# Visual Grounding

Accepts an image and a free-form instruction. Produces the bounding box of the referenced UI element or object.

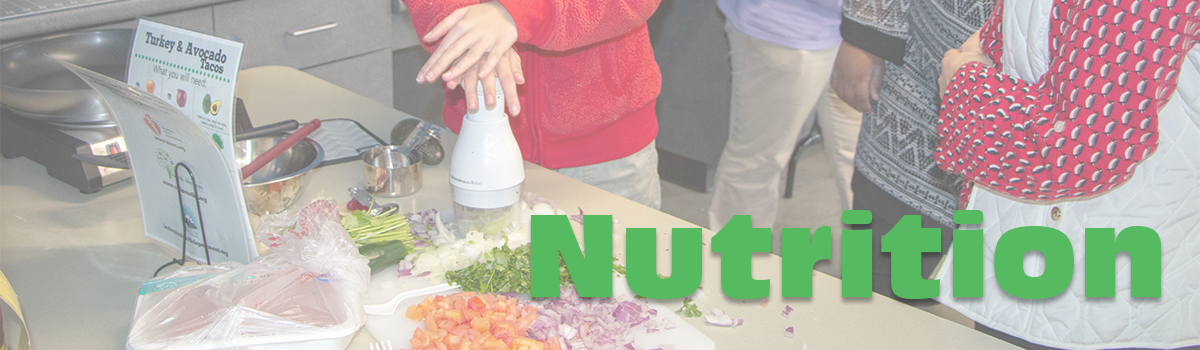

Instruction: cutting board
[363,270,716,350]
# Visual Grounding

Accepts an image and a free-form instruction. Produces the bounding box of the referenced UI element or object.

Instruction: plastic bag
[127,200,369,350]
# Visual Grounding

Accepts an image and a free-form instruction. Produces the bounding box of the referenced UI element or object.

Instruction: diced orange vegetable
[445,334,464,348]
[482,336,511,350]
[406,293,553,350]
[450,323,471,337]
[492,322,517,344]
[446,309,463,323]
[468,296,486,310]
[488,300,502,311]
[407,296,436,320]
[426,316,439,333]
[471,315,491,332]
[438,319,458,331]
[412,328,430,346]
[511,337,543,350]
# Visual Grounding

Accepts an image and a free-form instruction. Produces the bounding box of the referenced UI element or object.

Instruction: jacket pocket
[600,43,624,97]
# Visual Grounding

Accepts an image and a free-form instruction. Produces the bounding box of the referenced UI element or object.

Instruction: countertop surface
[0,66,1018,349]
[0,0,229,42]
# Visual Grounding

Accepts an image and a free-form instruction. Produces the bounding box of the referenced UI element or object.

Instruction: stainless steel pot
[0,29,133,125]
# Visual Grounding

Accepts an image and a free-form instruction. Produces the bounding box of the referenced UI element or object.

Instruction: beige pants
[708,21,863,230]
[554,141,662,210]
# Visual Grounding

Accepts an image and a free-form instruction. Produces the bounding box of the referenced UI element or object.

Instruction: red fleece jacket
[402,0,663,169]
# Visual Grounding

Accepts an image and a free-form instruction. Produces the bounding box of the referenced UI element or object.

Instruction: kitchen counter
[0,66,1017,349]
[0,0,230,42]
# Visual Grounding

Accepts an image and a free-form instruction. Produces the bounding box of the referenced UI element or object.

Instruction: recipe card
[126,18,244,172]
[61,61,257,265]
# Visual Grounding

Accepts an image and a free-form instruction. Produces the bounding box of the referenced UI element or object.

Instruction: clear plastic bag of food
[127,200,369,350]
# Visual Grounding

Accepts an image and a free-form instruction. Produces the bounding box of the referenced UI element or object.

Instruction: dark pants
[849,169,954,306]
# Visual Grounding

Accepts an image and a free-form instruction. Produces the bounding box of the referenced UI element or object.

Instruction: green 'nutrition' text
[529,211,1161,300]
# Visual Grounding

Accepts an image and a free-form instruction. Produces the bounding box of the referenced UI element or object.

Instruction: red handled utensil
[240,118,321,181]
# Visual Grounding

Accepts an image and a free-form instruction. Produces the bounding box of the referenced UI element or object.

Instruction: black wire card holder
[153,162,213,277]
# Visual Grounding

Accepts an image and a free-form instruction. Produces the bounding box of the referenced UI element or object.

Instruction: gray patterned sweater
[840,0,994,226]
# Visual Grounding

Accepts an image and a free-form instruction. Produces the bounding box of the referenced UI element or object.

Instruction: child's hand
[939,48,994,94]
[416,1,517,86]
[452,48,525,115]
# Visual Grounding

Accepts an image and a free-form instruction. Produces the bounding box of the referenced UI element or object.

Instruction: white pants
[554,141,662,210]
[708,20,863,230]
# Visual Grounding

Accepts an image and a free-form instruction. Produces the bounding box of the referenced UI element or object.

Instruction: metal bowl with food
[236,135,324,216]
[0,29,132,125]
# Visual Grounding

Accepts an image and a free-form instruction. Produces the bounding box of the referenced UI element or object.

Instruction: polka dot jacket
[936,0,1200,205]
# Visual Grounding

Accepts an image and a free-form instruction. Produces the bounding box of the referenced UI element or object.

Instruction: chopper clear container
[451,183,522,238]
[448,78,524,238]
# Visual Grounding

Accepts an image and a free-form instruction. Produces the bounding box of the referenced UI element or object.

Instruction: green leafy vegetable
[612,257,627,277]
[445,245,574,294]
[341,208,414,250]
[677,297,702,318]
[342,208,415,274]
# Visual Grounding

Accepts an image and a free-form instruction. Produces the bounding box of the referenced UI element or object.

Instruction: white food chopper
[449,78,524,237]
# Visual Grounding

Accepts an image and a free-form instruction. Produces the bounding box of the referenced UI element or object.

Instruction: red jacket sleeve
[403,0,660,53]
[936,0,1198,202]
[978,0,1004,70]
[496,0,660,51]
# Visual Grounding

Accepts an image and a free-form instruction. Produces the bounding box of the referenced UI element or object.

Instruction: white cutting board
[363,270,716,350]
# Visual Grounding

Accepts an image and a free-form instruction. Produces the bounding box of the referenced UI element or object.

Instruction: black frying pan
[0,29,133,125]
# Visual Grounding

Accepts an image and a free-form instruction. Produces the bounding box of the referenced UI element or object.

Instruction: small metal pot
[361,145,422,197]
[236,136,324,216]
[0,29,132,125]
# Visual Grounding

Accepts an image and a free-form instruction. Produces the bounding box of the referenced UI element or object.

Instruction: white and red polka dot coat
[936,0,1200,206]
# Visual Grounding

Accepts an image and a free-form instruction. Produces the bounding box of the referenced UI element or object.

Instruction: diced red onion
[782,305,794,318]
[527,285,661,350]
[569,208,585,224]
[404,208,440,247]
[559,324,579,340]
[784,326,795,338]
[395,260,414,277]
